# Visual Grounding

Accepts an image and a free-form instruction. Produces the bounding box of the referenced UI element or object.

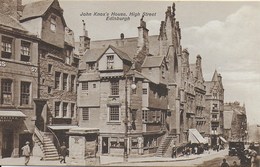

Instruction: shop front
[0,110,30,158]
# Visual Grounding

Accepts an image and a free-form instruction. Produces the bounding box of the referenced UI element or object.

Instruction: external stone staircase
[156,129,177,157]
[33,127,60,160]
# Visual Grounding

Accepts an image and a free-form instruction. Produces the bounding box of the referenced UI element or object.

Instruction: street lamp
[124,73,136,162]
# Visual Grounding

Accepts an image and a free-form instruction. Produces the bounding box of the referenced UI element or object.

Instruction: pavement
[0,149,227,166]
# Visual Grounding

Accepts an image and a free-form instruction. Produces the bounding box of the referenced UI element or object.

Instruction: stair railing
[47,126,61,152]
[35,126,44,143]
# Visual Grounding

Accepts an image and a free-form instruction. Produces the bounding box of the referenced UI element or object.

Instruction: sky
[23,0,260,125]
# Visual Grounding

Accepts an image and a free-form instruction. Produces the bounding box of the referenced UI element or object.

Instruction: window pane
[21,82,30,105]
[71,103,75,117]
[55,102,60,117]
[55,72,61,89]
[111,80,119,95]
[107,55,114,69]
[109,106,119,121]
[82,107,89,120]
[82,81,88,90]
[1,79,12,104]
[63,102,68,117]
[63,73,68,90]
[21,41,30,62]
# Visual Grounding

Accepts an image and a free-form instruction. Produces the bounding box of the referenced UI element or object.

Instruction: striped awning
[0,110,26,122]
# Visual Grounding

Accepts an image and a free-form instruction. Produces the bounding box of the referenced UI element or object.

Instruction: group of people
[21,141,68,166]
[171,144,207,158]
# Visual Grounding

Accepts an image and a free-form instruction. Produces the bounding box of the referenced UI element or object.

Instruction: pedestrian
[232,161,238,167]
[221,158,230,167]
[60,142,67,163]
[194,146,198,154]
[171,146,177,158]
[21,141,31,166]
[250,150,257,167]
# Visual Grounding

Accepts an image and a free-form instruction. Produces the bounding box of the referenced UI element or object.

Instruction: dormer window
[50,16,56,32]
[107,55,114,69]
[88,62,95,70]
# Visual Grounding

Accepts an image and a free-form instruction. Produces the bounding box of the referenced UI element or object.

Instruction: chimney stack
[78,20,90,56]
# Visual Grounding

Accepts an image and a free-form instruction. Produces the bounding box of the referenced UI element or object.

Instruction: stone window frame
[54,101,61,117]
[1,78,13,104]
[20,40,31,62]
[1,36,13,59]
[109,106,120,122]
[20,81,31,106]
[63,73,68,91]
[55,71,61,89]
[71,103,75,118]
[106,55,114,69]
[62,102,68,117]
[82,81,88,90]
[82,107,89,120]
[142,110,148,122]
[110,80,119,96]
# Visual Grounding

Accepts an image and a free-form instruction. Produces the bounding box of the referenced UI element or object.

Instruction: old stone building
[0,3,38,158]
[18,0,79,160]
[205,70,225,147]
[223,102,247,142]
[77,3,211,157]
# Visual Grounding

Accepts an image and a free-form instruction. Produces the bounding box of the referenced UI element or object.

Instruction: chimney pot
[120,33,124,40]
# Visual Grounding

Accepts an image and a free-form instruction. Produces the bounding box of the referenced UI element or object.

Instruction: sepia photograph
[0,0,259,166]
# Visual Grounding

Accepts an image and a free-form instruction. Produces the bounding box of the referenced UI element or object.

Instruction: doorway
[2,129,14,158]
[102,137,108,154]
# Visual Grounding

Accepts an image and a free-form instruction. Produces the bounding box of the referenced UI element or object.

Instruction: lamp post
[124,73,136,162]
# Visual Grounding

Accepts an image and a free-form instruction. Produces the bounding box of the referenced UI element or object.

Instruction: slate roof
[90,35,160,57]
[85,48,106,62]
[109,45,132,62]
[142,56,164,68]
[0,13,27,32]
[20,0,54,21]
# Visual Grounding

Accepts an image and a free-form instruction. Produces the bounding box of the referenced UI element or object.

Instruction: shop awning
[0,110,26,121]
[48,125,79,130]
[219,136,227,143]
[188,129,208,144]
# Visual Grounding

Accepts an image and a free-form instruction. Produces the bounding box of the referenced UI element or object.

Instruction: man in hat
[21,141,31,166]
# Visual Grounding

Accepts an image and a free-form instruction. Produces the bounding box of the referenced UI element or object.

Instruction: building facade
[18,0,79,159]
[205,70,225,147]
[77,3,212,156]
[0,10,38,158]
[223,102,247,142]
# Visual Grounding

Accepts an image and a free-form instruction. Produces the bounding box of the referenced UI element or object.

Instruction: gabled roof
[20,0,66,26]
[85,48,106,63]
[109,45,132,62]
[142,56,165,68]
[0,13,27,32]
[20,0,54,21]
